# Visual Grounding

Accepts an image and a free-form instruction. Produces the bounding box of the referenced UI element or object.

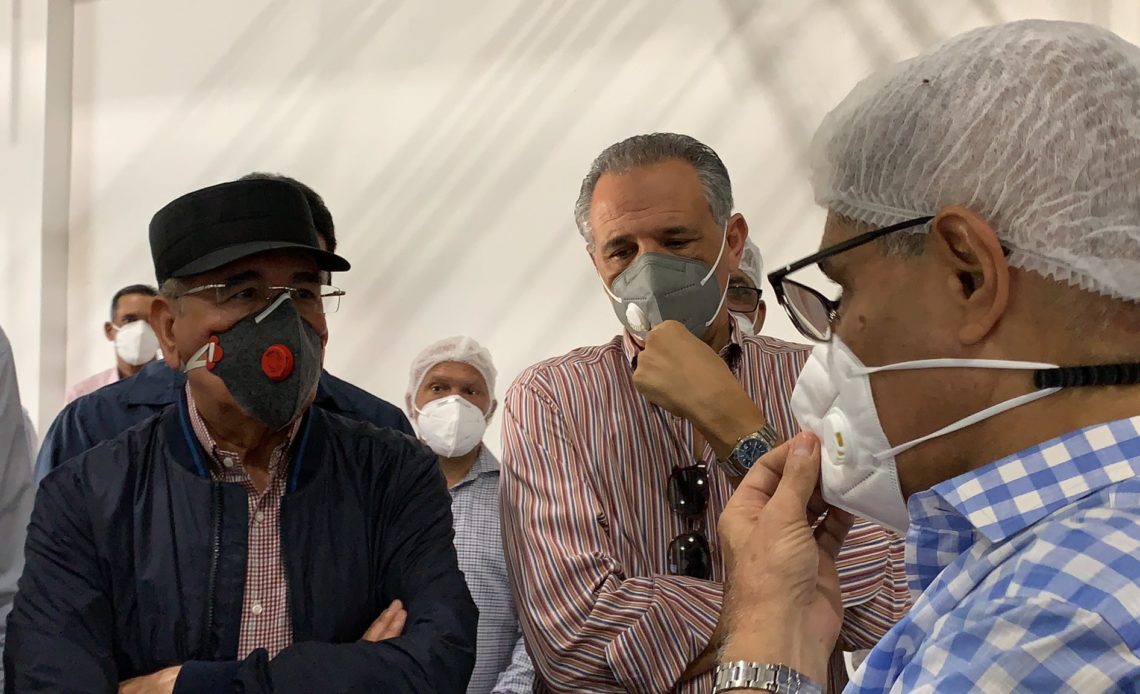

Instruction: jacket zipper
[203,481,223,656]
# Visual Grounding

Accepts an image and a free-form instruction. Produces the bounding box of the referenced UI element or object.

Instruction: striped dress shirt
[500,329,910,693]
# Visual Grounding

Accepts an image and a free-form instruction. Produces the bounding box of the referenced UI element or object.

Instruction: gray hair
[574,133,734,244]
[159,278,187,298]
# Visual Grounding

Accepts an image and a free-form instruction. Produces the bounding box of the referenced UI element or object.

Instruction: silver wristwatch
[719,423,781,478]
[712,661,823,694]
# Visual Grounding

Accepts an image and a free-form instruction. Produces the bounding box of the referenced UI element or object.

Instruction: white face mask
[113,320,160,366]
[731,311,757,337]
[415,395,489,458]
[790,337,1060,534]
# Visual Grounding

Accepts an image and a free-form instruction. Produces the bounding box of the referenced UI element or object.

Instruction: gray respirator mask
[183,293,322,430]
[602,223,731,338]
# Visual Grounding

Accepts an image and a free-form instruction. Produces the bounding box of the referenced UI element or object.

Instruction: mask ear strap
[874,387,1061,461]
[704,279,730,328]
[601,277,624,304]
[700,221,729,286]
[184,341,214,373]
[857,358,1058,375]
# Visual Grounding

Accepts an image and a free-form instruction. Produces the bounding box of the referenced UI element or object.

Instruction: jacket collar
[164,390,327,493]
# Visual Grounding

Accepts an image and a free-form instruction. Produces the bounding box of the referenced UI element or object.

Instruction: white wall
[48,0,1140,448]
[1,0,71,432]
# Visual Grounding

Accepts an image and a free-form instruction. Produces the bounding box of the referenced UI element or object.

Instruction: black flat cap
[149,178,351,283]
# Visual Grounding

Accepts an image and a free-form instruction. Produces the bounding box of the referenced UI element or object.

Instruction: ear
[486,399,499,421]
[725,213,748,273]
[104,321,115,341]
[152,297,182,369]
[754,301,767,333]
[929,205,1010,345]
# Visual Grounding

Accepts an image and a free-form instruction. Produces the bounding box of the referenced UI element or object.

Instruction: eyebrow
[601,225,699,255]
[292,271,323,284]
[222,270,261,284]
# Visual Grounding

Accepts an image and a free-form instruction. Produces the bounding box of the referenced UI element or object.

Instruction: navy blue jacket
[5,397,477,692]
[36,361,413,482]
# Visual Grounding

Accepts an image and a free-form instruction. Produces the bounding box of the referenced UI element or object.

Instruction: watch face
[736,436,772,470]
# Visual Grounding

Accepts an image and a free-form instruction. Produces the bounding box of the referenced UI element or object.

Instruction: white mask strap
[601,276,623,304]
[857,357,1057,376]
[184,341,215,373]
[704,277,731,328]
[699,221,729,286]
[875,386,1061,461]
[256,292,291,324]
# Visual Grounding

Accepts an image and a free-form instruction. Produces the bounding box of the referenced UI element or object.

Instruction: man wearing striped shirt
[499,133,909,693]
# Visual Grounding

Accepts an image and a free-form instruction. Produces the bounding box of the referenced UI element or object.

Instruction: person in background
[63,284,160,404]
[405,336,534,694]
[727,240,766,336]
[706,20,1140,693]
[5,178,476,692]
[0,325,35,692]
[499,132,908,694]
[34,172,412,482]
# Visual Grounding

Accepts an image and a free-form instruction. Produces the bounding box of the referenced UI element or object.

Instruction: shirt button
[254,511,265,523]
[222,457,236,469]
[251,603,264,616]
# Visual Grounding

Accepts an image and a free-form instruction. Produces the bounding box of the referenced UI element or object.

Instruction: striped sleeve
[836,521,911,649]
[499,375,720,694]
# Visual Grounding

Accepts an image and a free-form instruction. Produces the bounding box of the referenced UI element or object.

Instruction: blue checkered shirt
[848,416,1140,693]
[451,447,535,694]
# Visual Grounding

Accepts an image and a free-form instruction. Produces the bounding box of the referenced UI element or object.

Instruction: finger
[769,432,821,512]
[814,506,855,559]
[362,600,400,641]
[806,488,829,524]
[386,607,407,638]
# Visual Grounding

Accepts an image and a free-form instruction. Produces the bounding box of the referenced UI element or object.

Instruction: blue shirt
[450,447,534,694]
[850,416,1140,692]
[36,360,414,482]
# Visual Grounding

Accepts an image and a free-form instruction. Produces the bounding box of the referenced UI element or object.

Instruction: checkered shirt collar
[910,416,1140,544]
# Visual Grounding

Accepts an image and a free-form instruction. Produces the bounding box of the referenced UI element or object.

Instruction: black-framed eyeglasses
[726,284,763,314]
[767,216,933,342]
[666,464,711,579]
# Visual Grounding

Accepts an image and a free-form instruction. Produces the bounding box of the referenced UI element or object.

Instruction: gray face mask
[602,224,731,338]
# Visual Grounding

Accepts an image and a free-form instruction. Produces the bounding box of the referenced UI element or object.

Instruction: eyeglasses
[726,284,762,314]
[666,464,711,580]
[767,216,933,341]
[180,279,346,317]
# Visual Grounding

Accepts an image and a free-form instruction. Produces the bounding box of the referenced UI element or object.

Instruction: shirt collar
[452,446,500,490]
[620,319,744,371]
[184,383,301,476]
[910,415,1140,544]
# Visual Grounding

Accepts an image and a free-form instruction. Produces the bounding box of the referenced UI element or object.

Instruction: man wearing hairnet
[404,337,534,694]
[728,239,766,336]
[636,19,1140,692]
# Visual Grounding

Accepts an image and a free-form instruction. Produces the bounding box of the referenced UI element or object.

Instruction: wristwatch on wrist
[719,424,781,478]
[712,661,823,694]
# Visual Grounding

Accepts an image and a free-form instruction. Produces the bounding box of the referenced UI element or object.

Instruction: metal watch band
[712,661,823,694]
[720,423,781,477]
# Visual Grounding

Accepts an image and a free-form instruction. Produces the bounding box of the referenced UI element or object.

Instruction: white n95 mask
[790,337,1060,534]
[415,395,489,458]
[113,320,160,366]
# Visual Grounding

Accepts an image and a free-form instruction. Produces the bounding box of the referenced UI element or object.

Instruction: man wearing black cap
[34,172,415,484]
[4,179,478,693]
